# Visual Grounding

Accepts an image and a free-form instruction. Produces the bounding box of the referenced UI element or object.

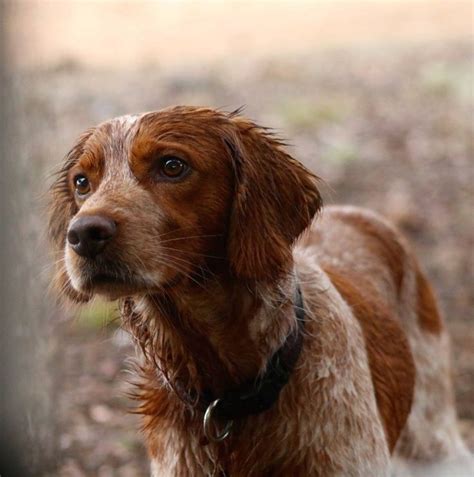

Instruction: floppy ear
[225,117,322,282]
[48,129,95,303]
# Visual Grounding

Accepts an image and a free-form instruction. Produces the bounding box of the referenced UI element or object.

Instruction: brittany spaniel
[49,106,471,476]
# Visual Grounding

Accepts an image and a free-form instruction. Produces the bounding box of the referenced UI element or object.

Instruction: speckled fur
[48,107,470,476]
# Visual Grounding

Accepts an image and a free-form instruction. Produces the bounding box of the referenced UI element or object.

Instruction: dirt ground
[16,38,472,475]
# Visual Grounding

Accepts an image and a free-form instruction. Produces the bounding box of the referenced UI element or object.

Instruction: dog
[49,106,471,476]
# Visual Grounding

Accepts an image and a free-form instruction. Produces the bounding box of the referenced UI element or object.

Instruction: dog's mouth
[69,259,158,299]
[86,271,142,297]
[66,248,186,299]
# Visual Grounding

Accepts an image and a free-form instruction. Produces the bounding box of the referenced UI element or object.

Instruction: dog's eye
[160,156,188,179]
[74,174,91,195]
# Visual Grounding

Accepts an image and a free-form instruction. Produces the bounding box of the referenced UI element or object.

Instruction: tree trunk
[0,4,57,475]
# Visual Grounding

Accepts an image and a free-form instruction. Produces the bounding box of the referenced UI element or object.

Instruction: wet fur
[48,107,470,476]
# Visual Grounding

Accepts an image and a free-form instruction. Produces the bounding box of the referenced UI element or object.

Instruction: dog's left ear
[224,117,322,282]
[48,128,95,303]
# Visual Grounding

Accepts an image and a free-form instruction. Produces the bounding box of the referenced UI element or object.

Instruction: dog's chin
[88,274,146,300]
[70,270,161,300]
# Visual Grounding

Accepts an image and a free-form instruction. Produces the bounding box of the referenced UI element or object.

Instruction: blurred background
[0,1,472,476]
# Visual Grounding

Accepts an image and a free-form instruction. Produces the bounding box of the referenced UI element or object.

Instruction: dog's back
[299,205,470,467]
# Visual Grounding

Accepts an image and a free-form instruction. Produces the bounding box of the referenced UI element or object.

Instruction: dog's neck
[122,267,298,400]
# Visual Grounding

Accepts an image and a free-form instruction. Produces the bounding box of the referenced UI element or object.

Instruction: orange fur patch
[416,265,443,335]
[323,266,415,452]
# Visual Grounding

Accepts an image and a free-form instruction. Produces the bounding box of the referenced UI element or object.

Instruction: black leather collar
[195,284,306,424]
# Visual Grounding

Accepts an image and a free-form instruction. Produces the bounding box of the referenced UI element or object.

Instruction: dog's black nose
[67,215,116,258]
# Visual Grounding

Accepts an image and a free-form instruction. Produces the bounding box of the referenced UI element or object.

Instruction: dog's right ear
[48,129,95,303]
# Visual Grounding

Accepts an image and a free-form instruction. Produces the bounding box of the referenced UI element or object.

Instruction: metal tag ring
[203,399,233,443]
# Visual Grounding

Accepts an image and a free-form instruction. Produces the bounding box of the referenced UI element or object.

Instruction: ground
[19,40,472,475]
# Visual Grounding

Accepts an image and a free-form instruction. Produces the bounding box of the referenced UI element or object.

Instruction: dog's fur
[49,106,470,476]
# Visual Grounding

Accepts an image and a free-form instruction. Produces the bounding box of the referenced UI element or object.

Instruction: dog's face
[48,107,321,302]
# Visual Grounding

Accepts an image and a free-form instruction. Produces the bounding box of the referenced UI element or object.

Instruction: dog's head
[48,107,321,302]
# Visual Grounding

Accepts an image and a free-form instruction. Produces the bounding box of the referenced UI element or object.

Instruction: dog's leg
[394,266,472,470]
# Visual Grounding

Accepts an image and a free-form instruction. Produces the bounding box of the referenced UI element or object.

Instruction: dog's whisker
[159,246,225,261]
[155,225,205,239]
[154,257,212,292]
[159,234,224,245]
